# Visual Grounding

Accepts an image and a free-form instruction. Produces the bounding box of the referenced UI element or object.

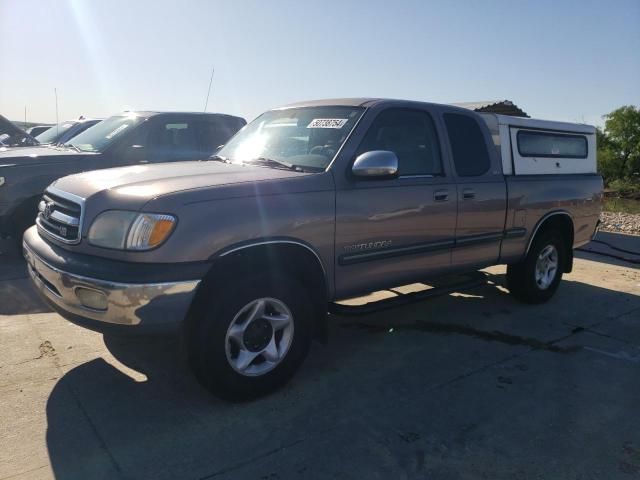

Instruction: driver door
[334,107,457,298]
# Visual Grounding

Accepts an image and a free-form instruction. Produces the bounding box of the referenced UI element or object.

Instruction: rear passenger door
[334,107,457,298]
[443,112,506,270]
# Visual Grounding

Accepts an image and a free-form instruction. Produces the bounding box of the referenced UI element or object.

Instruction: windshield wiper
[62,143,82,153]
[207,154,228,162]
[244,157,298,171]
[208,155,309,172]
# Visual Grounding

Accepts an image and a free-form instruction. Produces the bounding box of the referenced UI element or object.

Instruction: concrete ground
[0,237,639,480]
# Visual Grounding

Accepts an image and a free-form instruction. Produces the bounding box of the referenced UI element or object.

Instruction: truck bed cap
[485,113,595,134]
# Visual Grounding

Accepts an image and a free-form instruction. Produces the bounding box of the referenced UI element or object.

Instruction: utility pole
[203,66,214,112]
[24,106,26,127]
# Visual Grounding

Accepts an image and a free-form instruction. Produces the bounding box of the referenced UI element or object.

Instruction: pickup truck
[1,111,245,243]
[23,98,602,400]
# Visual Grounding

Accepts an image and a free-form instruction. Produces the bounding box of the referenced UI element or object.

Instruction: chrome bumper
[23,243,200,328]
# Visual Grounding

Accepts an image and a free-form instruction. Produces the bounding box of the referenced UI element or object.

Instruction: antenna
[24,106,26,127]
[203,66,215,112]
[54,88,59,137]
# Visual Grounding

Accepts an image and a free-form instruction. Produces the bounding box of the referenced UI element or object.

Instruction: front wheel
[186,273,314,401]
[507,231,566,304]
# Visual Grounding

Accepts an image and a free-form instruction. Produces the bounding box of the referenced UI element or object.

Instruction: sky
[1,0,638,127]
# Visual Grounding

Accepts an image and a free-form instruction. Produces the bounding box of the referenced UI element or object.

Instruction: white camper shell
[479,113,596,176]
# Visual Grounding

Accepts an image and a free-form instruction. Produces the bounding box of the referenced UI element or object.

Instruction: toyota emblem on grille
[43,202,53,220]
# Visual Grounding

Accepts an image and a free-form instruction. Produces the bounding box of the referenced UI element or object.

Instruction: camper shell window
[517,130,588,159]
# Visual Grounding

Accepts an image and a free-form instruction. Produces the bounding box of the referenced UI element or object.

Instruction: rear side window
[148,119,200,161]
[444,113,491,177]
[517,130,587,158]
[358,108,442,176]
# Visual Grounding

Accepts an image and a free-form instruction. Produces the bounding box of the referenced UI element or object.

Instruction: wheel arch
[525,210,575,273]
[186,239,330,342]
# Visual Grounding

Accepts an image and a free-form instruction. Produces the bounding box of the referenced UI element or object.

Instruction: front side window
[517,130,587,158]
[444,113,491,177]
[357,108,442,176]
[218,106,364,172]
[67,114,144,152]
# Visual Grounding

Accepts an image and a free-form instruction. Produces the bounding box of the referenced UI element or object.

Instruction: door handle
[434,190,449,202]
[462,189,475,200]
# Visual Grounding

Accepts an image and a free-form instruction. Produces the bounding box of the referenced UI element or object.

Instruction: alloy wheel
[224,297,294,376]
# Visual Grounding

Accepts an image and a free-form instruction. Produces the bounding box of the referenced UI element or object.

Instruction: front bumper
[23,229,202,334]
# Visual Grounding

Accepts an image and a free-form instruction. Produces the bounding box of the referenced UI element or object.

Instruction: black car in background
[0,111,246,241]
[26,125,52,137]
[33,117,102,146]
[0,115,39,148]
[1,117,101,149]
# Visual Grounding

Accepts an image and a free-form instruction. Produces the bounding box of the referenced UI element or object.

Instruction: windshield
[218,106,364,171]
[35,121,75,144]
[66,114,143,152]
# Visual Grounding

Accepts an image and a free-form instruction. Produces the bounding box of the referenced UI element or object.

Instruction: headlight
[88,211,176,250]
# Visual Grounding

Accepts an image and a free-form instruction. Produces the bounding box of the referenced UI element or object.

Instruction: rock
[600,212,640,236]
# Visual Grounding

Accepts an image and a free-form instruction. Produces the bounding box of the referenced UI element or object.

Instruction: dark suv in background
[32,117,102,147]
[0,115,39,148]
[26,125,53,138]
[0,111,246,243]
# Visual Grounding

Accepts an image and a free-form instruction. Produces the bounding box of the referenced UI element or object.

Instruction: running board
[329,271,488,317]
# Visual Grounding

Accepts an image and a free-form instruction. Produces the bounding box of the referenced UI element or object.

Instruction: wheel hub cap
[535,244,558,290]
[243,319,273,352]
[225,297,294,377]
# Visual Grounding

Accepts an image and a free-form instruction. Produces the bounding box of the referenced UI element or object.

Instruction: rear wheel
[186,272,314,401]
[507,230,565,304]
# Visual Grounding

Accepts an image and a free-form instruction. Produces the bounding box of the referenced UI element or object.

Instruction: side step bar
[329,271,488,317]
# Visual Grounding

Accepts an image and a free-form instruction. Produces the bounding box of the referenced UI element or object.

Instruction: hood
[51,160,312,200]
[0,115,39,147]
[0,146,88,166]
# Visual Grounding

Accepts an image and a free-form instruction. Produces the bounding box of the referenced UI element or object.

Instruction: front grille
[36,190,83,243]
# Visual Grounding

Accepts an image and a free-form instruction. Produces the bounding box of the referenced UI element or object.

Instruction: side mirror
[352,150,398,178]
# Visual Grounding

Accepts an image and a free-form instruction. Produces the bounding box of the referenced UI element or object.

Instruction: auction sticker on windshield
[307,118,349,129]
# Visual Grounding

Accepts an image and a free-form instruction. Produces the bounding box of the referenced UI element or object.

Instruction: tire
[186,272,314,401]
[507,230,565,304]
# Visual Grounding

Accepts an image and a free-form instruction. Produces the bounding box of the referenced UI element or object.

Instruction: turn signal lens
[149,218,174,246]
[126,214,176,250]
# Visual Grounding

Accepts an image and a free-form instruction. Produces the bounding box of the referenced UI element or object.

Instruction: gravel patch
[600,211,640,236]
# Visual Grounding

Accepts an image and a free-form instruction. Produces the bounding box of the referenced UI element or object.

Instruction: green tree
[600,106,640,180]
[596,127,618,182]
